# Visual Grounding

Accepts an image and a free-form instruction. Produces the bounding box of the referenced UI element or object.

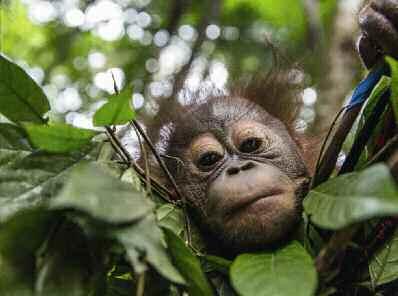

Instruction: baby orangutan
[140,0,398,252]
[143,78,313,252]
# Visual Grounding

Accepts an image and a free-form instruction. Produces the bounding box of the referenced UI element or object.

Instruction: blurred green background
[0,0,366,134]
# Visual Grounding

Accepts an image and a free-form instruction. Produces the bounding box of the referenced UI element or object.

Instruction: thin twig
[313,106,347,176]
[129,120,192,245]
[366,135,398,166]
[132,123,152,196]
[105,126,174,203]
[136,271,146,296]
[107,74,177,204]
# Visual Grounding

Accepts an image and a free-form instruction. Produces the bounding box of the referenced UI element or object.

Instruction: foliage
[304,164,398,230]
[0,53,49,123]
[0,5,398,295]
[230,241,317,296]
[93,88,135,126]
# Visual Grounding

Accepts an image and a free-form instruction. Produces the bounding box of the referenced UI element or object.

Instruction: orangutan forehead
[161,96,275,153]
[190,96,271,127]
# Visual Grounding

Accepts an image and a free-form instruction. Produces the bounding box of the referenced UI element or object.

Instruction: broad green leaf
[51,162,154,224]
[0,54,49,123]
[387,57,398,122]
[23,123,97,153]
[0,209,55,296]
[156,204,185,236]
[369,228,398,287]
[0,147,96,222]
[93,88,135,126]
[304,164,398,230]
[230,241,317,296]
[115,216,185,285]
[163,228,214,296]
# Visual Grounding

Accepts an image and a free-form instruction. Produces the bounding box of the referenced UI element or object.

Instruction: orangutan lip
[225,188,285,218]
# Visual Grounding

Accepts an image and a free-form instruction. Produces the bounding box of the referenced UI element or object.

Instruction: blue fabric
[346,65,390,110]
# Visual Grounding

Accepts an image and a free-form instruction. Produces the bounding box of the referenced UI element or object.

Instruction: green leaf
[304,164,398,230]
[50,162,154,224]
[230,241,317,296]
[0,147,96,222]
[0,54,49,123]
[115,216,185,285]
[156,204,185,236]
[23,122,97,153]
[93,88,135,126]
[369,228,398,287]
[387,56,398,122]
[163,228,214,296]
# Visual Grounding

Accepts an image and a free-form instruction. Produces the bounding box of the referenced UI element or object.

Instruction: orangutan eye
[239,137,262,153]
[190,133,224,171]
[198,151,223,167]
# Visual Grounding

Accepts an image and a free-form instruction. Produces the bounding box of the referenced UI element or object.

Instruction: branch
[129,120,192,245]
[104,126,173,204]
